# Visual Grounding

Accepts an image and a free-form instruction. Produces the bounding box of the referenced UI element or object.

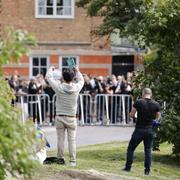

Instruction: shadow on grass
[152,153,180,166]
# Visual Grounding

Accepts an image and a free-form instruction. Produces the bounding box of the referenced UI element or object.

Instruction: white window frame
[59,56,79,72]
[29,56,49,78]
[35,0,75,19]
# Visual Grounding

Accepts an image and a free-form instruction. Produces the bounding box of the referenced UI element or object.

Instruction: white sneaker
[69,162,76,167]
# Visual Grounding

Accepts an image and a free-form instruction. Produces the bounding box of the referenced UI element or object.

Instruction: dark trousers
[96,96,104,122]
[125,128,154,172]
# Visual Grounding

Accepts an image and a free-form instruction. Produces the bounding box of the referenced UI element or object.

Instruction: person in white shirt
[46,66,84,167]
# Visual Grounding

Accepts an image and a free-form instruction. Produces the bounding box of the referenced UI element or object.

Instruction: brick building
[0,0,142,78]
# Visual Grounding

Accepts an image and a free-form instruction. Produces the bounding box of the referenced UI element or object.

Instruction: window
[30,56,49,77]
[59,56,79,72]
[35,0,74,18]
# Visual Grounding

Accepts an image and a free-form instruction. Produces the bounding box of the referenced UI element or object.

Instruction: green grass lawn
[34,142,180,180]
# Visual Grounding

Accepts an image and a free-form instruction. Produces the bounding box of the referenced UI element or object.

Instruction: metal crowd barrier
[15,94,133,126]
[78,94,94,125]
[15,94,51,125]
[94,94,132,125]
[77,94,133,125]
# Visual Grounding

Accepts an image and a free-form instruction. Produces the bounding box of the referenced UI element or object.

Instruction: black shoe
[123,167,131,172]
[144,170,150,175]
[43,157,58,164]
[57,158,65,165]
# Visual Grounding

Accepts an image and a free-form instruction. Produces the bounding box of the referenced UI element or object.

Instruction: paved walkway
[43,126,134,150]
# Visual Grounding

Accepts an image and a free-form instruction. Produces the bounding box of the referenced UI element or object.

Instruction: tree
[0,28,37,179]
[126,0,180,157]
[76,0,143,38]
[77,0,180,158]
[133,50,180,157]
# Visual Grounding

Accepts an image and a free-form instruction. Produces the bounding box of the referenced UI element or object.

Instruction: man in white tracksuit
[46,66,84,166]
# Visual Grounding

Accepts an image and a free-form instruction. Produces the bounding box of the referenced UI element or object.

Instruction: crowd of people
[7,71,134,97]
[5,70,135,124]
[81,72,134,95]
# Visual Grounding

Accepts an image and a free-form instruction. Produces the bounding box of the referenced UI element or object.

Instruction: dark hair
[63,69,75,83]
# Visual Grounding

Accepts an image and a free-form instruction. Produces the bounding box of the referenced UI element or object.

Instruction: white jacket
[46,69,84,116]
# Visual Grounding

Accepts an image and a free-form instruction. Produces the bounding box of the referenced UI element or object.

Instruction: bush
[133,50,180,159]
[0,28,37,179]
[159,109,180,158]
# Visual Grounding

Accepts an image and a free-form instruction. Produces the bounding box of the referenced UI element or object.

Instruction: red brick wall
[50,55,59,64]
[79,55,112,76]
[20,55,29,63]
[2,54,112,77]
[80,68,109,76]
[80,55,112,64]
[0,0,108,48]
[3,67,29,76]
[0,1,112,77]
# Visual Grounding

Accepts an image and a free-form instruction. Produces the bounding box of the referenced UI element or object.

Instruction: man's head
[63,69,75,83]
[142,88,152,98]
[30,76,36,83]
[97,76,103,82]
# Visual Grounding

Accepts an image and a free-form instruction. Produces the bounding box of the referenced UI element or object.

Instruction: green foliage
[134,50,180,103]
[126,0,180,49]
[159,109,180,158]
[77,0,180,157]
[76,0,143,37]
[0,28,37,179]
[0,28,36,75]
[77,0,180,50]
[133,50,180,158]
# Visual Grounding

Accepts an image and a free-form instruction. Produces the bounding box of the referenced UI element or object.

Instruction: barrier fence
[16,94,50,125]
[15,94,133,126]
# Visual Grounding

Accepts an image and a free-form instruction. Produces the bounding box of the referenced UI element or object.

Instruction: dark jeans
[125,128,154,172]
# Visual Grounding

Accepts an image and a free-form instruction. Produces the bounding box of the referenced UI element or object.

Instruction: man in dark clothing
[44,81,55,124]
[95,76,107,124]
[28,77,41,123]
[123,88,161,175]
